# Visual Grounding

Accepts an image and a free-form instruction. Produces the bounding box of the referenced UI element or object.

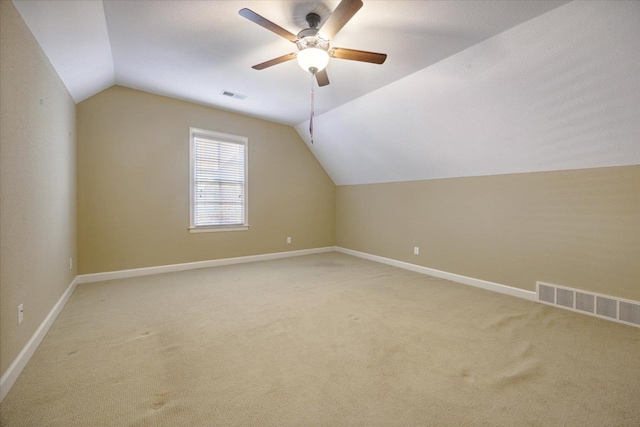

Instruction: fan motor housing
[297,28,319,39]
[296,12,328,51]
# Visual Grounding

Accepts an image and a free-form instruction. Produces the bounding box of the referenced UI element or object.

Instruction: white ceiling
[12,1,640,185]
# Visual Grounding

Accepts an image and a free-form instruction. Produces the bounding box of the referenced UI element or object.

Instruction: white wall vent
[221,90,247,100]
[619,302,640,325]
[575,292,594,313]
[538,283,555,304]
[536,281,640,328]
[557,288,574,308]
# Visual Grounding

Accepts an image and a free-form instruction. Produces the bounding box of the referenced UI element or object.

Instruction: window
[189,128,248,232]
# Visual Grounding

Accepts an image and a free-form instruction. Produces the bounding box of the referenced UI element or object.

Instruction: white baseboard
[77,247,336,284]
[336,247,536,301]
[0,276,78,403]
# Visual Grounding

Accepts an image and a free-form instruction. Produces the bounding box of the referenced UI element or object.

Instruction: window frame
[188,127,249,233]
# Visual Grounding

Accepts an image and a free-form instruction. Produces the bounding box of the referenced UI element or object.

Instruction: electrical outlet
[69,257,73,270]
[286,237,292,244]
[18,304,24,324]
[414,247,419,255]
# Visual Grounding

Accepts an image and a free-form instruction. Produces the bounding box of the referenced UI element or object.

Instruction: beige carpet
[1,252,639,426]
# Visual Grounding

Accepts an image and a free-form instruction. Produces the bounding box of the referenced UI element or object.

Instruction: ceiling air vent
[221,90,247,100]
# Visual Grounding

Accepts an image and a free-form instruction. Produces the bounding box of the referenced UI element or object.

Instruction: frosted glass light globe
[297,48,330,73]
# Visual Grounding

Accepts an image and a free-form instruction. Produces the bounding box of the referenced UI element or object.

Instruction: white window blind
[190,128,248,231]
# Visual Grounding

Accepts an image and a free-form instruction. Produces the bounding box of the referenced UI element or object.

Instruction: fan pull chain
[309,72,315,144]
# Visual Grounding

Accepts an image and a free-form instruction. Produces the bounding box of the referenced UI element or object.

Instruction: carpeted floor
[1,252,639,426]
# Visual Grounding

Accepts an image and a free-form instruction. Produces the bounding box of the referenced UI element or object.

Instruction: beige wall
[0,1,77,377]
[77,86,335,274]
[337,166,640,301]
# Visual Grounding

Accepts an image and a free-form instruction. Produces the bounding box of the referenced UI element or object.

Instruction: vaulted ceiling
[13,1,640,185]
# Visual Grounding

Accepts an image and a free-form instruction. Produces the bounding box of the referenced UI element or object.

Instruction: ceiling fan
[239,0,387,87]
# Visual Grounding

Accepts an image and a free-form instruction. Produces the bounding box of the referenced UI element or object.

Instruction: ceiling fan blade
[318,0,363,40]
[329,47,387,64]
[252,53,297,70]
[315,69,330,87]
[239,8,297,42]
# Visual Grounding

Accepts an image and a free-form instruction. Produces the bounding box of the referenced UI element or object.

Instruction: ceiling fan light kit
[297,48,330,73]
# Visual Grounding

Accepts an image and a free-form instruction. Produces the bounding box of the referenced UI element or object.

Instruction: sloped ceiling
[12,1,640,185]
[296,1,640,184]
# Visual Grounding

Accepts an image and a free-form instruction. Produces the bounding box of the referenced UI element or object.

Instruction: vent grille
[557,288,574,308]
[221,90,247,100]
[619,302,640,325]
[575,292,594,313]
[536,281,640,328]
[539,284,555,304]
[596,296,617,319]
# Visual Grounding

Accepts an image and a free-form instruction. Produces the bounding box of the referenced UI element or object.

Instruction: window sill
[189,225,249,233]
